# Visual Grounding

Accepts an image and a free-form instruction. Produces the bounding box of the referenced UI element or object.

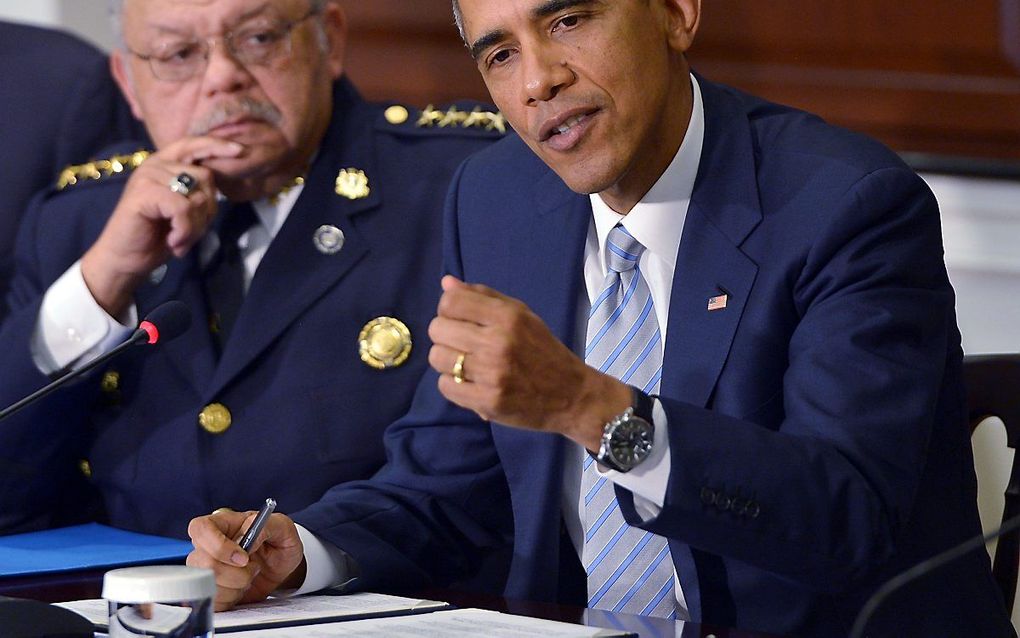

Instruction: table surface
[0,568,781,638]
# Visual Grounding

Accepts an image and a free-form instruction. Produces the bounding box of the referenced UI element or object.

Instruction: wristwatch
[594,387,655,473]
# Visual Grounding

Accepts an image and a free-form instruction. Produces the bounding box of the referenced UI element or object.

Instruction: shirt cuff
[31,260,137,375]
[285,524,357,597]
[598,398,670,520]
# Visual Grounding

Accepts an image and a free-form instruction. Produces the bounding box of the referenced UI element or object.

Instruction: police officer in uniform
[0,0,503,539]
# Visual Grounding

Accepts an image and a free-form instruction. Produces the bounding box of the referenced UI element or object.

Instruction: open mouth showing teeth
[553,114,586,136]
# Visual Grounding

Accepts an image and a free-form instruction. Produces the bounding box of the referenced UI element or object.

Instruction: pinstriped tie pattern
[582,224,676,618]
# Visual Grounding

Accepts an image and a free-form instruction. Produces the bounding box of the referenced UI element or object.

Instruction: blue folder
[0,523,193,577]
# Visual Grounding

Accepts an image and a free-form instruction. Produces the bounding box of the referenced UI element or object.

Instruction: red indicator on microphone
[139,320,160,345]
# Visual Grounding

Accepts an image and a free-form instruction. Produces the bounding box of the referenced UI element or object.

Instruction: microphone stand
[849,512,1020,637]
[0,329,149,423]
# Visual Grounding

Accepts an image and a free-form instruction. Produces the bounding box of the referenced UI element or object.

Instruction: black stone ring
[168,172,199,197]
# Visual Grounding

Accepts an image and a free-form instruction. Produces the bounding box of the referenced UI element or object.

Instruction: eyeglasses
[128,7,319,82]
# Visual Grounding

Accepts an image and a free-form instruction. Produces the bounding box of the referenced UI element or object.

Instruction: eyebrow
[468,0,598,61]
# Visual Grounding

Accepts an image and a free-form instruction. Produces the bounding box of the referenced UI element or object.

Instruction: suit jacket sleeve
[614,166,956,592]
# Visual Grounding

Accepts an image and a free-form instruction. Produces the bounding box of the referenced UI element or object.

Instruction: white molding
[923,173,1020,275]
[0,2,58,26]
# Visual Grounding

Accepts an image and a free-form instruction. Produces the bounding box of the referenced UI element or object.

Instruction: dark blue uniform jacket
[0,79,501,538]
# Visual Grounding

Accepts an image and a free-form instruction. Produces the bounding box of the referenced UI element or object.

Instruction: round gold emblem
[359,317,412,369]
[199,403,232,434]
[384,105,409,125]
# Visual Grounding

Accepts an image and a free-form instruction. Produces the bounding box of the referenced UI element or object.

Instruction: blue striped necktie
[581,223,676,618]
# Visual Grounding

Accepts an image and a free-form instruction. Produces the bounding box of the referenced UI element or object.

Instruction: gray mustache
[189,98,282,136]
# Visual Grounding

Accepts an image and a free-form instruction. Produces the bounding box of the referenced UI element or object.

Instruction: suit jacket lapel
[205,87,378,399]
[660,75,761,410]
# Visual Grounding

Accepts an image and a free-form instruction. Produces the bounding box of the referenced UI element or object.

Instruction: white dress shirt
[564,73,704,618]
[31,185,303,375]
[297,75,706,605]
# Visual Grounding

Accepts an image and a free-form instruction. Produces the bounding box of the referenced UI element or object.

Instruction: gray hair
[108,0,330,48]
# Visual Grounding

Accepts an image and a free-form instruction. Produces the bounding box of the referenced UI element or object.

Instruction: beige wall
[0,1,115,50]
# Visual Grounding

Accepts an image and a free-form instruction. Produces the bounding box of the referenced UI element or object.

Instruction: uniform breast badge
[358,317,412,369]
[313,225,346,255]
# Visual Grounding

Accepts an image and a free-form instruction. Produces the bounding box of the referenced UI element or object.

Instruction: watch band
[590,386,656,472]
[630,386,654,423]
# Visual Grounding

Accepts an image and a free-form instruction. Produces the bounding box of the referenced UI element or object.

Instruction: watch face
[608,418,654,467]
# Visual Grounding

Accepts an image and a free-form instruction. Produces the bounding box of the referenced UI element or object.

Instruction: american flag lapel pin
[707,293,729,311]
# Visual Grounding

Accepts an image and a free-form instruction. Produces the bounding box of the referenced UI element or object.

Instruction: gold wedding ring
[452,352,467,384]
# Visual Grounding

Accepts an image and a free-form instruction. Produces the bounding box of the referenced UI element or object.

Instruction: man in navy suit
[188,0,1013,635]
[0,0,501,540]
[0,21,142,321]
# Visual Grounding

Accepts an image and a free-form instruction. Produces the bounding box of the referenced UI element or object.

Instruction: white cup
[103,566,215,638]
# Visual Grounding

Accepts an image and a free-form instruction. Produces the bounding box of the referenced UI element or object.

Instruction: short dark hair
[451,0,467,44]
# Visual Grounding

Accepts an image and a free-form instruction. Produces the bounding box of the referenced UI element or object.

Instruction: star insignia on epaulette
[415,105,506,134]
[416,105,445,128]
[57,150,151,191]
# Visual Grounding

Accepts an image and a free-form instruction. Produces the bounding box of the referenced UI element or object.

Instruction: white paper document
[228,608,631,637]
[58,592,448,632]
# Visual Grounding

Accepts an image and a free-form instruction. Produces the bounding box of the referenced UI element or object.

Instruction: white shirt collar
[202,182,305,264]
[251,182,303,239]
[588,73,704,273]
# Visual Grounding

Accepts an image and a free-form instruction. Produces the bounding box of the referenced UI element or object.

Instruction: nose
[521,46,575,105]
[201,40,254,96]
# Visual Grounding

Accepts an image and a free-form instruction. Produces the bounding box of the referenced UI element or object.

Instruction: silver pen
[238,497,277,552]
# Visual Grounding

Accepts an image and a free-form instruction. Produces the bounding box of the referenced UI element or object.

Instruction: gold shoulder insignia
[415,104,507,134]
[56,150,152,191]
[380,103,507,136]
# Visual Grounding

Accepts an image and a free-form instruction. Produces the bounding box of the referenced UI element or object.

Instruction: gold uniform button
[100,370,120,393]
[359,317,412,369]
[78,459,93,479]
[384,105,409,125]
[199,403,232,434]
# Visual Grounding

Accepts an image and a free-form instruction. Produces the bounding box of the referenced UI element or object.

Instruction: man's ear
[320,1,348,79]
[662,0,701,53]
[110,51,145,121]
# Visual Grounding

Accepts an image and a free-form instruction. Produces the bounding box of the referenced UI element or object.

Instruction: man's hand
[187,509,306,611]
[428,276,631,451]
[80,137,245,318]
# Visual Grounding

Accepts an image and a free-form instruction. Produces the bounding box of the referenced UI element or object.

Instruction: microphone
[849,512,1020,637]
[0,300,192,423]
